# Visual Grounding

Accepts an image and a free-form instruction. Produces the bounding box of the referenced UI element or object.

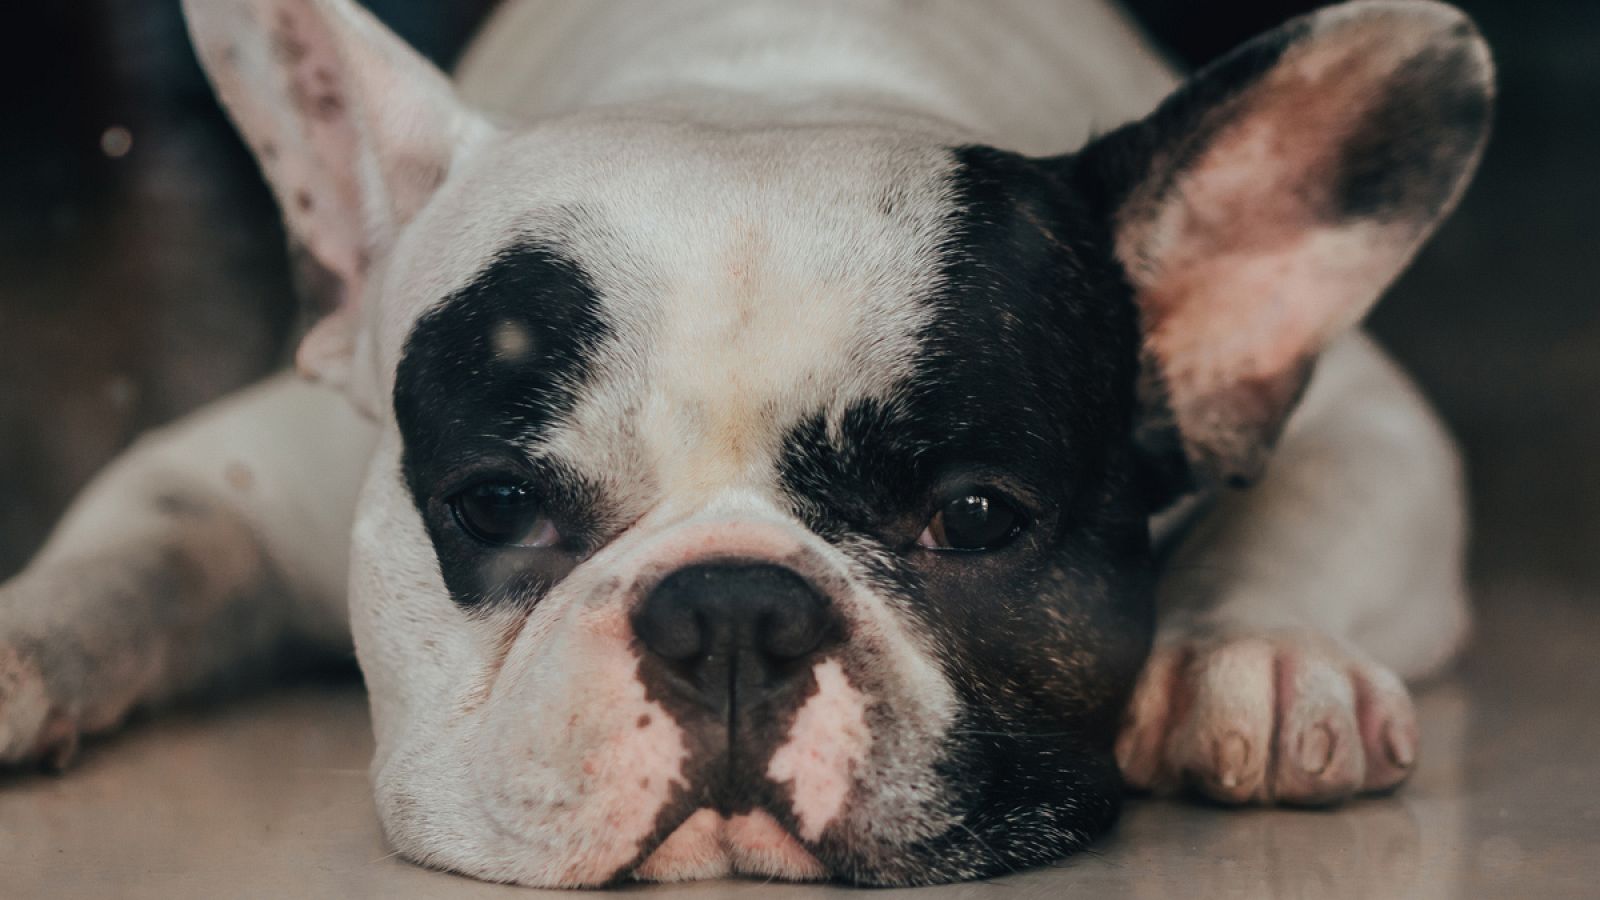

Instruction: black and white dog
[0,0,1490,887]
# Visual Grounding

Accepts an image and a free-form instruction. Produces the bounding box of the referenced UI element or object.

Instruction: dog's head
[186,0,1490,886]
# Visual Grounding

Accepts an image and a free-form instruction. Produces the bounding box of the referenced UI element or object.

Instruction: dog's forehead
[384,118,961,337]
[389,119,967,506]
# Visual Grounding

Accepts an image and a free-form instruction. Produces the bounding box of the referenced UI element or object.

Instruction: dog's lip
[631,806,827,882]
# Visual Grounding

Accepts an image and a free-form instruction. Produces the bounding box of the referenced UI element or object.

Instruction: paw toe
[1118,632,1420,807]
[0,644,55,764]
[1167,639,1278,803]
[1353,666,1419,792]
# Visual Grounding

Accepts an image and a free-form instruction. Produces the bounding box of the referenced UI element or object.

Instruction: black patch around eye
[770,148,1159,882]
[778,146,1154,547]
[393,238,614,611]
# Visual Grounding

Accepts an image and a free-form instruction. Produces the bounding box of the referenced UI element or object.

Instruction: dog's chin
[632,809,827,883]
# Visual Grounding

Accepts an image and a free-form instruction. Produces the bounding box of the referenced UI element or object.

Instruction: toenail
[1298,723,1334,776]
[1383,720,1415,769]
[1215,732,1249,787]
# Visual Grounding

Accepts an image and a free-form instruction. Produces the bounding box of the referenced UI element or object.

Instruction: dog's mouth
[632,807,826,883]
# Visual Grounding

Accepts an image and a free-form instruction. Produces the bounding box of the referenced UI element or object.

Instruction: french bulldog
[0,0,1490,887]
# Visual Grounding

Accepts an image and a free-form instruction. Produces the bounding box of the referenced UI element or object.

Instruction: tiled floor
[1,1,1597,897]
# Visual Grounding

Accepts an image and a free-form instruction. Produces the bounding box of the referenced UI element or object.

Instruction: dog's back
[455,0,1178,154]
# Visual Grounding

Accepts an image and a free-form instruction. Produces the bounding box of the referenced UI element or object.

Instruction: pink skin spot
[767,659,871,842]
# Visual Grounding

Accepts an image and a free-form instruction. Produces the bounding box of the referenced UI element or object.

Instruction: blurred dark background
[1,0,1596,609]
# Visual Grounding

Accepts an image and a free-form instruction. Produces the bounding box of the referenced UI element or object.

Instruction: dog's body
[0,0,1486,887]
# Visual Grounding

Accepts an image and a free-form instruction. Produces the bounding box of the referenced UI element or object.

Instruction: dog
[0,0,1490,887]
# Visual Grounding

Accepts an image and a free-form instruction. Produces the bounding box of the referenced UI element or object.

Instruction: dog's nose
[632,563,840,712]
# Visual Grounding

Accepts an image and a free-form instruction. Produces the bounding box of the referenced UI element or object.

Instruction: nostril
[758,601,830,662]
[633,592,706,662]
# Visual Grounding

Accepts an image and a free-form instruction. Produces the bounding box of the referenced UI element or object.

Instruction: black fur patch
[776,146,1157,883]
[1334,30,1493,221]
[393,239,614,612]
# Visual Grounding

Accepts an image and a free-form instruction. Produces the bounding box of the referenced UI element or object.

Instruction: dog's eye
[917,492,1024,551]
[449,482,560,548]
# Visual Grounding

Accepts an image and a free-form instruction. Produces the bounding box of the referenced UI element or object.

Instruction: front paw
[0,643,78,769]
[1115,631,1417,805]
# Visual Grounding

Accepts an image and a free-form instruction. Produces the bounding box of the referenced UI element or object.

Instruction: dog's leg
[1119,333,1471,805]
[0,374,374,766]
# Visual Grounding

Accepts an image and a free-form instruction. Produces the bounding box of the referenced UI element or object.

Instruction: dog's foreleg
[1119,333,1471,804]
[0,375,373,765]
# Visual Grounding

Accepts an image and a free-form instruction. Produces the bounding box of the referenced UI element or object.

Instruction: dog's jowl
[0,0,1490,887]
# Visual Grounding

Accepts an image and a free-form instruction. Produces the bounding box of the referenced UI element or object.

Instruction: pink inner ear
[1126,12,1449,416]
[189,0,473,391]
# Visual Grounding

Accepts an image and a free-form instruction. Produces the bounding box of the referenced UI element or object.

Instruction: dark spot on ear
[313,91,345,120]
[640,778,651,790]
[259,140,279,163]
[313,66,336,87]
[221,44,241,65]
[1334,39,1492,221]
[270,22,310,64]
[288,77,347,123]
[637,714,652,729]
[295,189,315,213]
[307,87,345,120]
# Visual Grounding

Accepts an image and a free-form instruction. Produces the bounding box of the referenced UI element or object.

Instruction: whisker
[958,822,1015,877]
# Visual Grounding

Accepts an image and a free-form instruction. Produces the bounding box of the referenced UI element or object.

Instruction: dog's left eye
[449,482,561,548]
[917,492,1024,552]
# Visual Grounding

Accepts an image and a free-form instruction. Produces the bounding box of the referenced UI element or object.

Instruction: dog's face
[368,128,1155,885]
[186,0,1490,886]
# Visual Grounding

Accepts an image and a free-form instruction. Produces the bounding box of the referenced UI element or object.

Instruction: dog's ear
[184,0,490,396]
[1072,0,1492,491]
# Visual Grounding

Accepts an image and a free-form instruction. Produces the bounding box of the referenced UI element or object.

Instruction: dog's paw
[0,643,79,769]
[1115,631,1417,806]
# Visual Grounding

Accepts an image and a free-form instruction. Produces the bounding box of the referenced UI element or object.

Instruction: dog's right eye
[917,491,1025,552]
[449,482,560,548]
